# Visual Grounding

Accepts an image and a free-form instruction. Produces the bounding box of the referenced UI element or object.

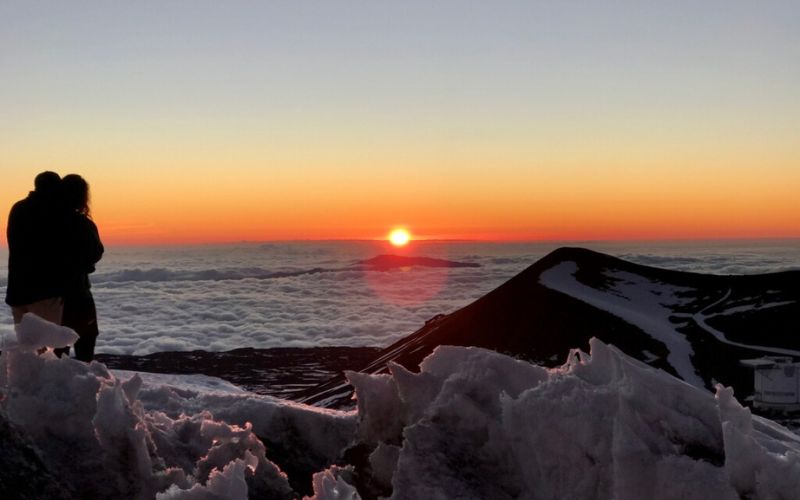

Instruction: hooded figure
[5,171,68,324]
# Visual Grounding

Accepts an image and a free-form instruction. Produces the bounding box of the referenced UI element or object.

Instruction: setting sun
[389,228,411,247]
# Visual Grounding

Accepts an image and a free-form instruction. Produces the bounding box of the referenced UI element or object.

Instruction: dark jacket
[5,192,68,306]
[63,212,104,298]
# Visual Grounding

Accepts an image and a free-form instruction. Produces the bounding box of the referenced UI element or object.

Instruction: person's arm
[71,216,104,273]
[84,218,104,266]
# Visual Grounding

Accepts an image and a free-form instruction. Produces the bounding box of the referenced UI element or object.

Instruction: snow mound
[332,339,800,499]
[0,316,352,499]
[14,312,79,349]
[2,315,799,499]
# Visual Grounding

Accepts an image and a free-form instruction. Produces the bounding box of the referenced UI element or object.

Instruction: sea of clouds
[0,240,798,355]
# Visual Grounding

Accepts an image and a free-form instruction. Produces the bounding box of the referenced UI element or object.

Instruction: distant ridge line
[296,246,800,409]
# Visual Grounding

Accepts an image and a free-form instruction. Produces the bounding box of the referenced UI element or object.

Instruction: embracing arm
[84,218,104,267]
[72,216,104,272]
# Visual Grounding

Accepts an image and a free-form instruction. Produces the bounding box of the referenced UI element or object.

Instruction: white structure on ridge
[741,356,800,412]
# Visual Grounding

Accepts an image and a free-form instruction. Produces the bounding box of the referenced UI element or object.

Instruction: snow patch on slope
[539,261,704,387]
[686,290,800,357]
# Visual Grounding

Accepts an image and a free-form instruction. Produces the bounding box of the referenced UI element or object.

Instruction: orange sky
[2,3,799,246]
[2,149,797,246]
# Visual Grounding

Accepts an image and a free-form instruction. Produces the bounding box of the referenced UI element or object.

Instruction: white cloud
[0,242,797,355]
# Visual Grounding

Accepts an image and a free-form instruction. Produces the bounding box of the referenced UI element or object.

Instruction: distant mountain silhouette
[358,254,480,270]
[89,254,479,285]
[297,247,800,408]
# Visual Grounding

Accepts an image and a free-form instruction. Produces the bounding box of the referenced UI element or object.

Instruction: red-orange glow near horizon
[389,228,411,247]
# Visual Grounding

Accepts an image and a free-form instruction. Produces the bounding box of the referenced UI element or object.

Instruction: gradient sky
[2,1,798,245]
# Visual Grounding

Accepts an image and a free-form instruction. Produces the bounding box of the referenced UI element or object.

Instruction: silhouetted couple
[5,171,104,361]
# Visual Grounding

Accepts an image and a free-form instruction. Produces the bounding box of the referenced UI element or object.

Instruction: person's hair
[62,174,91,217]
[34,171,61,196]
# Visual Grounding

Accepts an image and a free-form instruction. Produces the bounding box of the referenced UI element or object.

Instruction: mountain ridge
[298,247,800,408]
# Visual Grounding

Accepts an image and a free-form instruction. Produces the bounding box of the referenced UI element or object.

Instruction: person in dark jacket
[5,171,67,324]
[55,174,104,362]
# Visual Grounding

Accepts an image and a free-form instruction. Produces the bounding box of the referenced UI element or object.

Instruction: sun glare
[389,228,411,247]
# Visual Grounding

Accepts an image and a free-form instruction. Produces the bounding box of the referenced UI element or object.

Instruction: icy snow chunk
[345,338,800,499]
[347,345,549,449]
[15,312,78,350]
[1,314,303,499]
[307,465,360,500]
[502,340,735,500]
[132,383,357,491]
[156,452,258,500]
[717,385,800,498]
[346,371,403,445]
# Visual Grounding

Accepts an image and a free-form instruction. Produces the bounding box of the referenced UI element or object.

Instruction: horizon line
[0,236,800,251]
[1,235,794,250]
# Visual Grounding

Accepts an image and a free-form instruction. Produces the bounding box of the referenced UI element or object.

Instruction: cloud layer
[0,241,797,355]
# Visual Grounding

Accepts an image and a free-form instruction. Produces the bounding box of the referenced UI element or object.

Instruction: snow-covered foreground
[2,314,800,499]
